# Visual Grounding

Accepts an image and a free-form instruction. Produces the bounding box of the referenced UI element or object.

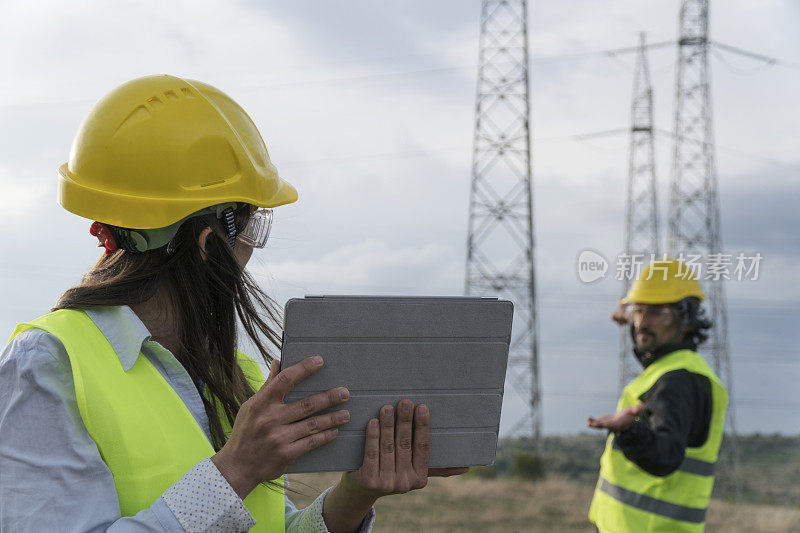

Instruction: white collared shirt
[0,305,374,532]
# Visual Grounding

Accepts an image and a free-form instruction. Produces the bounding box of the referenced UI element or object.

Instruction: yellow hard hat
[622,258,705,304]
[58,74,298,230]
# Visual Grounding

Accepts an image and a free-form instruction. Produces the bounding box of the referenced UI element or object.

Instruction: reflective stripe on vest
[10,309,284,532]
[598,478,706,524]
[612,439,716,477]
[678,457,715,477]
[589,349,728,533]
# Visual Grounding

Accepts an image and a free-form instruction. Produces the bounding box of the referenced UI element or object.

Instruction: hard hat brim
[58,162,298,229]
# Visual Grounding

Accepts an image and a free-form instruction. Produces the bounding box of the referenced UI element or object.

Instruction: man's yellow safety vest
[589,349,728,533]
[11,309,284,532]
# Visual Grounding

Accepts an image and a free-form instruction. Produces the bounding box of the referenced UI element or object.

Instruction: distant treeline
[471,433,800,507]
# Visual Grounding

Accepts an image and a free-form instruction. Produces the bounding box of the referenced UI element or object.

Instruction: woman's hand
[344,400,468,498]
[211,356,350,499]
[321,399,469,533]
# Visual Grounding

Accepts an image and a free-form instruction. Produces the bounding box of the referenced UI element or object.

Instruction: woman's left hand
[345,399,468,498]
[322,399,469,533]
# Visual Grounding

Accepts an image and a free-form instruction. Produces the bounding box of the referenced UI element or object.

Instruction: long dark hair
[54,205,282,452]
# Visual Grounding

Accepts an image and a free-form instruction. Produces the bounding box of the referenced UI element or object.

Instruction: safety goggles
[236,208,273,249]
[625,304,674,322]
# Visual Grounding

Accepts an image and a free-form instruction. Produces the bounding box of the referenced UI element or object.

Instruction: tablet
[280,295,512,473]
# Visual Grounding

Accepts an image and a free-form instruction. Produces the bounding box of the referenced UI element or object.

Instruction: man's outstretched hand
[610,298,629,326]
[587,403,645,433]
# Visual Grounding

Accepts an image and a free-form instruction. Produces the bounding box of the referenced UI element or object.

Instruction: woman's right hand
[211,355,350,499]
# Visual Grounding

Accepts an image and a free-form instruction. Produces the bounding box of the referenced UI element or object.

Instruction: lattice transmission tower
[465,0,540,448]
[619,33,660,393]
[668,0,741,494]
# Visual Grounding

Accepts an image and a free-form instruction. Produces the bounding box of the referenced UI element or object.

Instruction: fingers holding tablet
[379,405,396,485]
[411,404,431,480]
[259,355,325,403]
[344,400,457,499]
[283,386,350,423]
[211,355,351,498]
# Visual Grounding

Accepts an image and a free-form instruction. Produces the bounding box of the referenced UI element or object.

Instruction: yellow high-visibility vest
[11,309,284,531]
[589,349,727,533]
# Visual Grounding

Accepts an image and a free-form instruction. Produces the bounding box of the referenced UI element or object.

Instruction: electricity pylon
[465,0,540,450]
[619,33,660,393]
[668,0,741,496]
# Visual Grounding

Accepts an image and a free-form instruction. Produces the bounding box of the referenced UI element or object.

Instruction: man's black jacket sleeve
[613,369,712,477]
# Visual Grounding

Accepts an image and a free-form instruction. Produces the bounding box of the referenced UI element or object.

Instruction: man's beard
[635,327,658,352]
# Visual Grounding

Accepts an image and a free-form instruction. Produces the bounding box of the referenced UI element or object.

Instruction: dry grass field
[287,473,800,532]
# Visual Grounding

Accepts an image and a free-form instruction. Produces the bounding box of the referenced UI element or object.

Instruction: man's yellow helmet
[58,74,297,230]
[622,258,705,304]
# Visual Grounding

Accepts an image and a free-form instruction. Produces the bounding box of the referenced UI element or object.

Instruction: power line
[279,146,466,169]
[0,43,679,111]
[712,41,800,71]
[1,40,795,112]
[712,49,778,75]
[544,389,800,412]
[558,126,800,170]
[654,128,800,170]
[606,40,677,55]
[2,263,797,313]
[281,125,800,171]
[277,129,634,168]
[538,343,800,364]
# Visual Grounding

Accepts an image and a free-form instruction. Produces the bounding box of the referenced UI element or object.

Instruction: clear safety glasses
[625,304,674,323]
[236,208,273,249]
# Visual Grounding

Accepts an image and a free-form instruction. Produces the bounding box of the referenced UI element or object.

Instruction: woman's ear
[197,226,214,261]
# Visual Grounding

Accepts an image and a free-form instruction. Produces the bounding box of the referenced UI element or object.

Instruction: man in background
[587,258,728,533]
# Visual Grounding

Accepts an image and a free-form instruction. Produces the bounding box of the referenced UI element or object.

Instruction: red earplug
[90,222,118,255]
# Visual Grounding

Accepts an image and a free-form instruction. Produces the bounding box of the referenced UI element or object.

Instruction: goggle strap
[221,208,237,248]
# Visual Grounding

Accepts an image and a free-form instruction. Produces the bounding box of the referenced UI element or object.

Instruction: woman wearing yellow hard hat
[0,75,465,532]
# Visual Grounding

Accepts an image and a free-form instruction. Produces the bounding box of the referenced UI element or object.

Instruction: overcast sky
[0,0,798,436]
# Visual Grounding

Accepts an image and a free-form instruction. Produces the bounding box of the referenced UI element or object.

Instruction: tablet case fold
[281,296,512,473]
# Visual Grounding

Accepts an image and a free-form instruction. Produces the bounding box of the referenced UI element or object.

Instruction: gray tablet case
[281,295,512,473]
